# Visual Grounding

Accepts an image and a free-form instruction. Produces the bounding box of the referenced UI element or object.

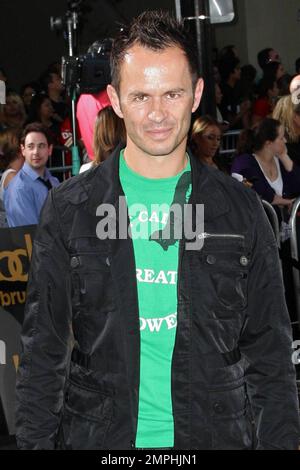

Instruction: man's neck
[123,141,188,179]
[26,163,46,178]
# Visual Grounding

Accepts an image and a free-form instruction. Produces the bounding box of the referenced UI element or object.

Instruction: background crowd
[1,44,300,231]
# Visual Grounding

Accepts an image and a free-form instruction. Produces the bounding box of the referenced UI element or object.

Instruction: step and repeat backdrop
[0,225,36,436]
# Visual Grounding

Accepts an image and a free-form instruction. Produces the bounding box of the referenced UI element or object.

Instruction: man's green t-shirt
[119,151,191,448]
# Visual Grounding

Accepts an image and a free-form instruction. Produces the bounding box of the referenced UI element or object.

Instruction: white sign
[0,80,6,104]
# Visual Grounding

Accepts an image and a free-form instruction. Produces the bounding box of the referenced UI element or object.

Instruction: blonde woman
[273,95,300,164]
[190,115,222,168]
[0,91,26,130]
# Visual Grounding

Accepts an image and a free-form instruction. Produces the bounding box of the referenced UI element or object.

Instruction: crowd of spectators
[1,45,300,231]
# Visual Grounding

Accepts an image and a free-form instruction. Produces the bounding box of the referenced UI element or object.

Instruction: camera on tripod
[61,42,111,95]
[51,0,111,95]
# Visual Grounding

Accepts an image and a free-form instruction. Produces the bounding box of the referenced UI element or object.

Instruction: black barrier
[0,225,36,437]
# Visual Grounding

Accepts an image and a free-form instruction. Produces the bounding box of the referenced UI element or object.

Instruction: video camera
[61,46,111,95]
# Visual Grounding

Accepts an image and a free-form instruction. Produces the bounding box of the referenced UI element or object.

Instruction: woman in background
[273,95,300,165]
[0,91,26,131]
[252,77,279,126]
[190,115,222,169]
[80,106,126,172]
[0,128,24,226]
[231,118,300,211]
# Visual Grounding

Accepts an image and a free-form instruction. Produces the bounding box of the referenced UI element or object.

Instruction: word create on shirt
[136,268,177,285]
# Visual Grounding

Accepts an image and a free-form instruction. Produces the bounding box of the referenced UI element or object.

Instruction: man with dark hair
[16,10,299,450]
[4,122,59,227]
[218,57,251,129]
[257,48,280,71]
[40,68,68,122]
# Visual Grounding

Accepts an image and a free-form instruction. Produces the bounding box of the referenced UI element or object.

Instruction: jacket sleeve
[15,189,72,449]
[240,194,300,449]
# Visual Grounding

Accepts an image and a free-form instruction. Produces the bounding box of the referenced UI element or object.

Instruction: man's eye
[134,95,148,102]
[167,92,180,99]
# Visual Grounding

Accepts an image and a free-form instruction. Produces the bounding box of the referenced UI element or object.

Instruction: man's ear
[192,78,204,113]
[107,84,124,119]
[20,145,25,157]
[48,144,53,156]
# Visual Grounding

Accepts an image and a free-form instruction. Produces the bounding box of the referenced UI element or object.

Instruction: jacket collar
[66,144,230,224]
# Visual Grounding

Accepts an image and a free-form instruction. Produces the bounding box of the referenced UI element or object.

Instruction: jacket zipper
[198,232,245,241]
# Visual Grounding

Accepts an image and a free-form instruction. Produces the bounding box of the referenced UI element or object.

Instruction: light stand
[175,0,216,117]
[51,1,82,176]
[66,12,81,176]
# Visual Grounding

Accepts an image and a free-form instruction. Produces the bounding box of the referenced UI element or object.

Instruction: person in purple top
[231,118,300,213]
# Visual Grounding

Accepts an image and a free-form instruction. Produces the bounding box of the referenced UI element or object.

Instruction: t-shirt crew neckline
[120,150,190,188]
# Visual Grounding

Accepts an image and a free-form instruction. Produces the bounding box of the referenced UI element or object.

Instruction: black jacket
[15,148,300,450]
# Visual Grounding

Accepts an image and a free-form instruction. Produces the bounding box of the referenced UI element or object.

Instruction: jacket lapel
[188,150,230,222]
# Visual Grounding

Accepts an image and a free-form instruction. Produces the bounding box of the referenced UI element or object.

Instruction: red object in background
[76,89,111,160]
[59,116,82,166]
[60,117,72,165]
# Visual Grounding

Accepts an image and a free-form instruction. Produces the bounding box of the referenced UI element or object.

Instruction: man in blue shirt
[4,122,60,227]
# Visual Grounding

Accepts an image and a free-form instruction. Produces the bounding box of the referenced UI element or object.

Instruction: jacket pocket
[209,382,247,420]
[196,240,250,313]
[209,383,254,449]
[70,252,114,315]
[57,380,113,450]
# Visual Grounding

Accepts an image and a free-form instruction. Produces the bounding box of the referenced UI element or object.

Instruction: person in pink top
[76,89,111,160]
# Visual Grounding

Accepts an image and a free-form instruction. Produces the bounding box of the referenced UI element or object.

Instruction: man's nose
[148,98,166,123]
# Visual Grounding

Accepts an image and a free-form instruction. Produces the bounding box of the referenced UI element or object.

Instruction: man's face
[50,73,64,92]
[107,45,203,159]
[269,49,280,62]
[21,132,52,172]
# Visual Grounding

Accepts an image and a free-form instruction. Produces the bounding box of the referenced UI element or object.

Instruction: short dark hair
[257,48,273,69]
[218,57,240,82]
[110,10,199,93]
[40,69,60,93]
[21,122,53,146]
[295,57,300,74]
